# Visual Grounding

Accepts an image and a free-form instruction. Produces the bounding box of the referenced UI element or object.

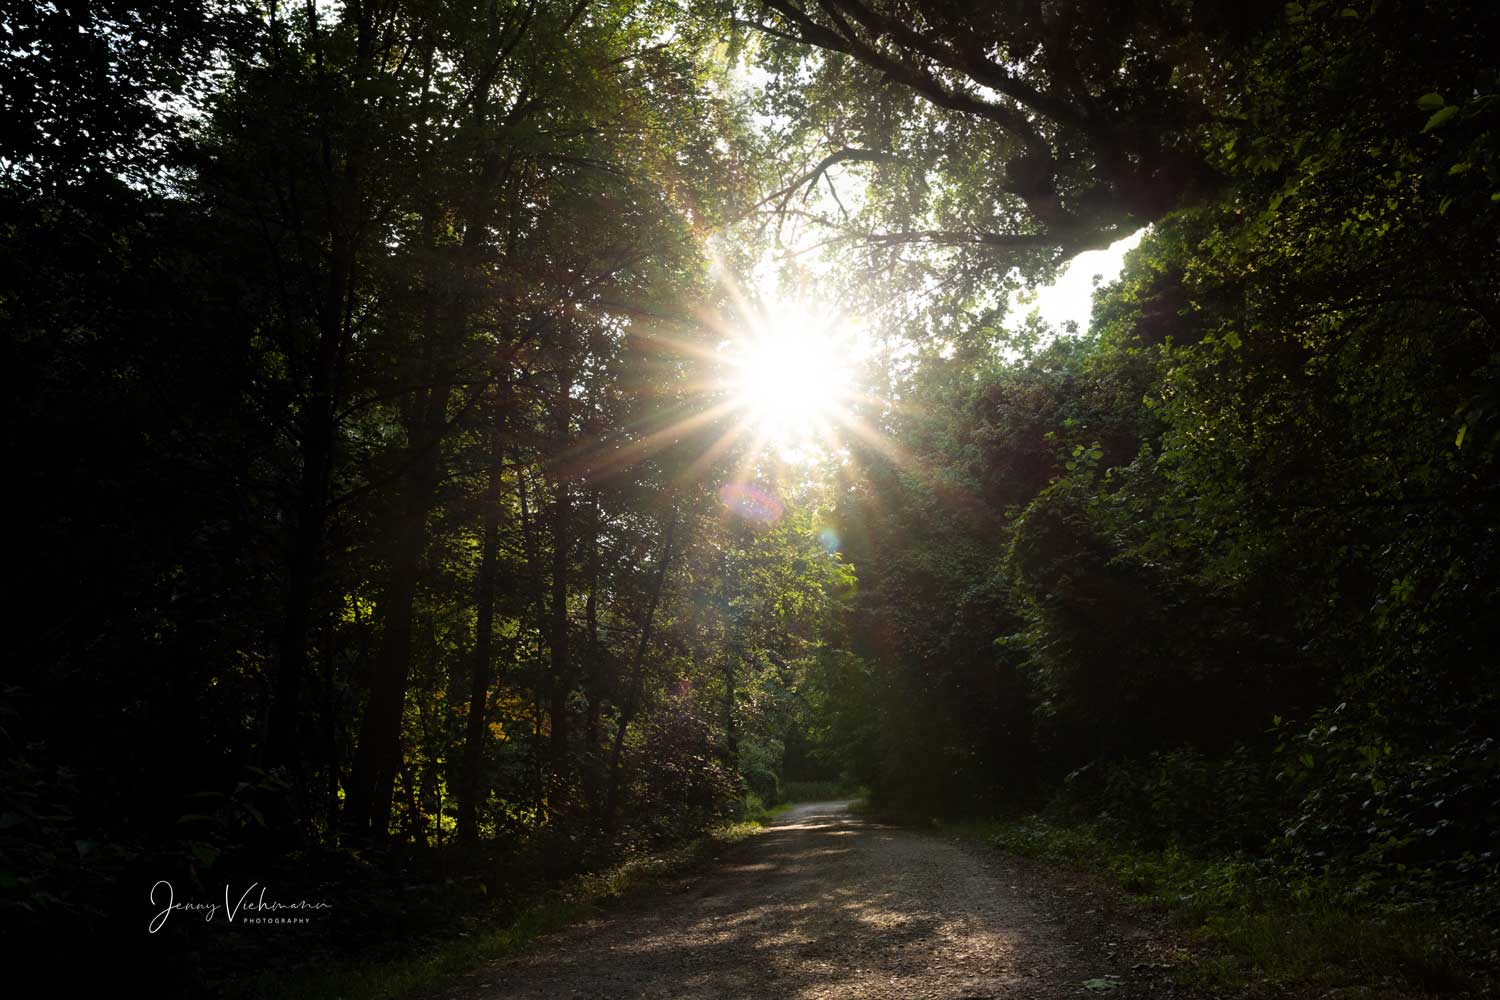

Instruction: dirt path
[439,802,1214,1000]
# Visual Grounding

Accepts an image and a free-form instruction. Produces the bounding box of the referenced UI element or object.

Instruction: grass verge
[227,808,787,1000]
[946,815,1480,997]
[741,793,793,825]
[781,780,867,802]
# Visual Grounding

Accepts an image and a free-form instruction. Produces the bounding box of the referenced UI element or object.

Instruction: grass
[226,808,786,1000]
[781,780,867,802]
[944,816,1477,997]
[1195,901,1468,995]
[741,793,794,825]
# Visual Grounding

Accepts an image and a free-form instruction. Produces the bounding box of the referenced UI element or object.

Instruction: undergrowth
[225,807,787,1000]
[781,780,866,802]
[951,816,1491,997]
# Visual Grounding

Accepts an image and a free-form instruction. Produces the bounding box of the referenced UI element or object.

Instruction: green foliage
[1050,747,1279,855]
[740,766,781,806]
[1272,717,1500,920]
[0,726,113,933]
[8,0,1500,994]
[1,0,810,987]
[819,5,1500,985]
[225,814,781,1000]
[959,815,1479,994]
[780,780,860,803]
[736,793,792,826]
[627,691,745,848]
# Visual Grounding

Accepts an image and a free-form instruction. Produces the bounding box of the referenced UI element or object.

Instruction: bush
[782,780,857,802]
[740,766,780,805]
[626,693,742,847]
[1272,712,1500,919]
[1048,745,1279,854]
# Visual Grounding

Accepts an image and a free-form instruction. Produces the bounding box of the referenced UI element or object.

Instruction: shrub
[1048,744,1279,854]
[740,766,780,805]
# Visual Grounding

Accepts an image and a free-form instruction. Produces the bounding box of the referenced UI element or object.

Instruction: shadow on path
[438,801,1189,1000]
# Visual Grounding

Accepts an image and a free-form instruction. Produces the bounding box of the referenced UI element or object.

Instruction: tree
[732,0,1270,266]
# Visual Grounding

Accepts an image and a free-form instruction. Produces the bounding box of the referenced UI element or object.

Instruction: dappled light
[476,803,1075,1000]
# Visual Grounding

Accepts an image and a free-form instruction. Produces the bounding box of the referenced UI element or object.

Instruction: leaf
[1422,105,1460,132]
[189,841,220,868]
[182,791,226,805]
[1416,93,1445,111]
[1455,424,1467,448]
[1082,978,1121,991]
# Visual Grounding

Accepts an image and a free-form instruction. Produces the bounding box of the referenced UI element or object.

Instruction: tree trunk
[265,420,328,774]
[263,0,372,786]
[546,465,571,810]
[516,464,550,813]
[582,489,604,817]
[723,655,739,772]
[602,514,679,835]
[457,437,504,842]
[264,189,353,776]
[343,383,451,844]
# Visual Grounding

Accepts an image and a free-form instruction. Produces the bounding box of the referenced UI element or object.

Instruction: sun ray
[562,397,741,481]
[825,410,915,469]
[679,420,754,485]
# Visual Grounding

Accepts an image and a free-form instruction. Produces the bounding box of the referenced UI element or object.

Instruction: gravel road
[440,801,1213,1000]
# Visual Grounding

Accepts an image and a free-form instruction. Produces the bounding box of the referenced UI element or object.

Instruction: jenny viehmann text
[149,880,332,933]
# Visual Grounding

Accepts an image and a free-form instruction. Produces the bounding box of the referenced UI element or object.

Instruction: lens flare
[719,481,784,524]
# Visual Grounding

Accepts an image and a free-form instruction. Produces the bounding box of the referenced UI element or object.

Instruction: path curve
[439,801,1209,999]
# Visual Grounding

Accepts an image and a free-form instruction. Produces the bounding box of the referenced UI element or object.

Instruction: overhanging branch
[758,0,1051,156]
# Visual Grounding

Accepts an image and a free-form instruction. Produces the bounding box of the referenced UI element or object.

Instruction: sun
[729,302,857,446]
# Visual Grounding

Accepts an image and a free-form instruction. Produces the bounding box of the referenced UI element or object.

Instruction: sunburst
[726,299,860,456]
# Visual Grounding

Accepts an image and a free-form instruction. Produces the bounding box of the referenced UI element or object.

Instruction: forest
[2,0,1497,996]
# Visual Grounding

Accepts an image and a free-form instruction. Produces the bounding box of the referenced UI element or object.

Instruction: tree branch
[821,0,1088,129]
[759,0,1050,154]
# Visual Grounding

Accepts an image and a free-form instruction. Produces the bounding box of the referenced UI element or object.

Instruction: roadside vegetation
[227,809,788,1000]
[948,814,1488,996]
